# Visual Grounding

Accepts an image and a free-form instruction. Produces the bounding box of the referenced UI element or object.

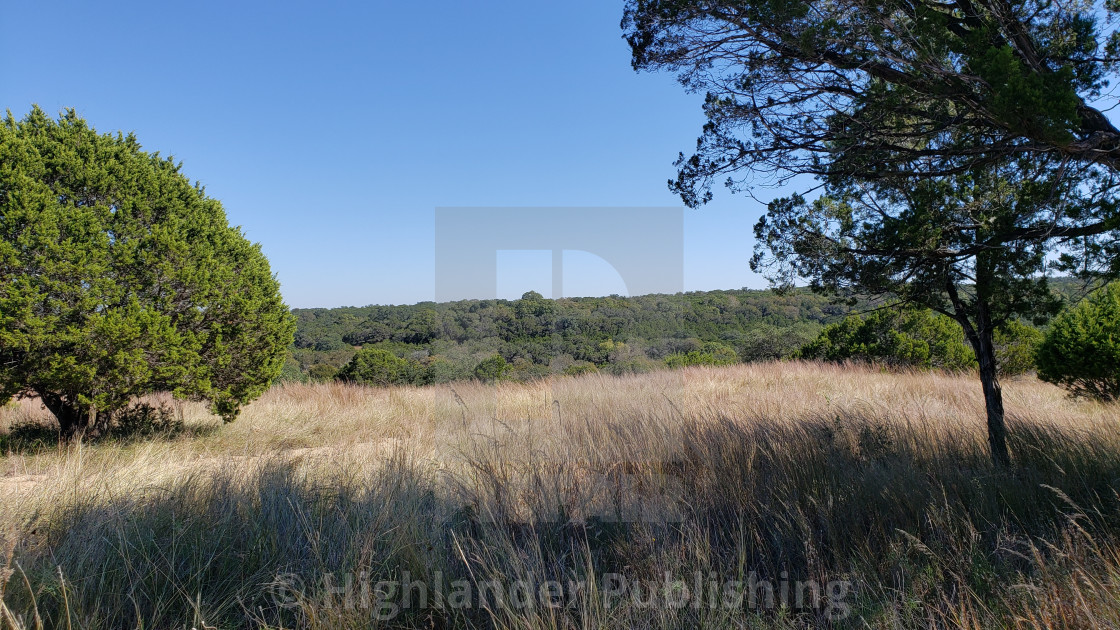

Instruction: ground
[1,362,1118,628]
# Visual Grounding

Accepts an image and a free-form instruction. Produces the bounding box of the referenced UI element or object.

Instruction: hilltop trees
[0,107,295,438]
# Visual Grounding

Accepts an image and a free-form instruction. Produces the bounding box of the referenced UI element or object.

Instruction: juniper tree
[624,0,1120,465]
[0,107,295,438]
[752,157,1118,465]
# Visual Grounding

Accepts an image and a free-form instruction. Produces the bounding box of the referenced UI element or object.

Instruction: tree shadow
[1,401,221,455]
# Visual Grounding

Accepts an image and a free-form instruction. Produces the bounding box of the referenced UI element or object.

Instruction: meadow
[2,361,1119,629]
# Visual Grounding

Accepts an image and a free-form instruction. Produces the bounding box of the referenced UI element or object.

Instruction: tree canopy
[0,107,295,437]
[624,0,1120,198]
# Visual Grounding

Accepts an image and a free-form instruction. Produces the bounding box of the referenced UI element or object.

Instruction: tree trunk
[973,312,1011,467]
[35,389,87,440]
[946,272,1012,467]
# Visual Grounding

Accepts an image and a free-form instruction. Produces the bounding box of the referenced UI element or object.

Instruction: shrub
[563,361,599,376]
[473,354,509,382]
[0,107,295,437]
[664,342,739,369]
[307,363,340,382]
[994,320,1045,377]
[1037,283,1120,401]
[337,348,410,386]
[797,308,976,371]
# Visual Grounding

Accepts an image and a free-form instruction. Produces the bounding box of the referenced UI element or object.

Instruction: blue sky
[1,0,790,308]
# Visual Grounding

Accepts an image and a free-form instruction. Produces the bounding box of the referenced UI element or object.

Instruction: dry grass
[1,361,1119,628]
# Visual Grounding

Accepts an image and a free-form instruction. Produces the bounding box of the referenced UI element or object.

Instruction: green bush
[1037,283,1120,401]
[276,354,309,384]
[664,342,739,369]
[473,354,509,382]
[797,309,976,371]
[0,107,295,436]
[307,363,340,382]
[337,348,411,386]
[563,361,599,376]
[994,320,1045,377]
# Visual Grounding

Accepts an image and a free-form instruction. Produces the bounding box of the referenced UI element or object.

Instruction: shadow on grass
[4,412,1120,628]
[0,402,221,455]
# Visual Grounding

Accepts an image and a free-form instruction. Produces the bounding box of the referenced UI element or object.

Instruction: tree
[0,107,295,438]
[752,159,1117,465]
[473,354,509,382]
[623,1,1120,465]
[1037,283,1120,400]
[337,348,410,386]
[797,308,977,370]
[623,0,1120,195]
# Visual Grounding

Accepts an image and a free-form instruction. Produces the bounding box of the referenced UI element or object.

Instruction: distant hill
[284,279,1093,383]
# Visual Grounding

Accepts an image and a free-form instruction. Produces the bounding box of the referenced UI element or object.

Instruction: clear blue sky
[1,0,790,308]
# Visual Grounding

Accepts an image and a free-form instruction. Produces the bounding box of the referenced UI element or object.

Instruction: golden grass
[2,361,1119,628]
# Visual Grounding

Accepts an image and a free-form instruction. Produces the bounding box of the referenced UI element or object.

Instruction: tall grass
[1,361,1119,628]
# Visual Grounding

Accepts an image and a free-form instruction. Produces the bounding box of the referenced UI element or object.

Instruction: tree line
[283,281,1096,386]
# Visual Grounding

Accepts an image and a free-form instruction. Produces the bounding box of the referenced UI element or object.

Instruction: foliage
[473,354,509,382]
[625,0,1120,466]
[994,320,1045,377]
[337,348,411,387]
[0,107,295,438]
[1037,283,1120,400]
[563,361,599,376]
[288,287,852,383]
[798,309,976,371]
[623,0,1120,196]
[276,355,308,384]
[664,342,740,369]
[306,363,339,382]
[288,283,1082,387]
[800,309,1045,376]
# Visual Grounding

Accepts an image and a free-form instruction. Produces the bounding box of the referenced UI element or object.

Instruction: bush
[1037,283,1120,401]
[797,308,976,371]
[0,107,295,437]
[307,363,340,382]
[563,361,599,376]
[276,355,309,384]
[473,354,509,382]
[337,348,411,386]
[994,320,1045,377]
[664,342,739,369]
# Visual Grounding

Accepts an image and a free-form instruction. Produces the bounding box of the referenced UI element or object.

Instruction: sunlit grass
[2,361,1119,628]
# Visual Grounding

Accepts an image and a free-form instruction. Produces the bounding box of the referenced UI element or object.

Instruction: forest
[283,280,1088,385]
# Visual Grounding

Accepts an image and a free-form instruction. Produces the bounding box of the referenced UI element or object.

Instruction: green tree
[473,354,509,382]
[797,309,976,370]
[752,158,1118,465]
[337,348,410,386]
[625,2,1120,465]
[1037,283,1120,401]
[0,107,295,438]
[623,0,1120,194]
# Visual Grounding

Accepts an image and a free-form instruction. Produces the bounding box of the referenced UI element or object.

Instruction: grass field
[2,361,1119,629]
